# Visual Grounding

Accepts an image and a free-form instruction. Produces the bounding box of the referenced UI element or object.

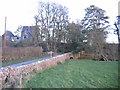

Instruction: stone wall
[0,53,72,88]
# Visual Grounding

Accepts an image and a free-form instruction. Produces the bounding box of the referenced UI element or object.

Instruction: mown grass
[24,59,119,88]
[2,55,48,66]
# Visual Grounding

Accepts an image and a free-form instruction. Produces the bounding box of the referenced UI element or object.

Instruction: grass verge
[24,59,118,88]
[2,55,48,66]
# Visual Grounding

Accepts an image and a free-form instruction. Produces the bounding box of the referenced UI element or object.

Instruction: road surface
[1,53,66,69]
[1,56,52,68]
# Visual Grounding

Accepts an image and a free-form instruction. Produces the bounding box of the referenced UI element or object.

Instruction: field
[24,59,119,88]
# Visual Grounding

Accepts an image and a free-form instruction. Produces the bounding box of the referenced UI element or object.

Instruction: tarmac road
[1,56,51,68]
[0,53,66,69]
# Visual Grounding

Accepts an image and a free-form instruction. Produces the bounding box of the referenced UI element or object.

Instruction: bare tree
[114,16,120,60]
[35,2,69,51]
[114,16,120,43]
[88,31,108,60]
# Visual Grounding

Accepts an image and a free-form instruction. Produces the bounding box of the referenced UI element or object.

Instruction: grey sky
[0,0,119,43]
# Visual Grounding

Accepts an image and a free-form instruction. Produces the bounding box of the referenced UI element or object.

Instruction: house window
[24,36,26,38]
[17,37,19,39]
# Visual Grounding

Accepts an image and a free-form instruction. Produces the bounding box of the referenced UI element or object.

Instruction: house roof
[21,26,39,37]
[2,30,14,37]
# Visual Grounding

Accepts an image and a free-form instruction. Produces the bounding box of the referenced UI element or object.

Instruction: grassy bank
[2,55,48,66]
[24,59,118,88]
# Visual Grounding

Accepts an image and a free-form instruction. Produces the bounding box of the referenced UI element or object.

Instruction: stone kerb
[0,52,71,88]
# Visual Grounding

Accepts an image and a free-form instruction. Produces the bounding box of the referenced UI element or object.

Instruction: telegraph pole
[4,17,7,48]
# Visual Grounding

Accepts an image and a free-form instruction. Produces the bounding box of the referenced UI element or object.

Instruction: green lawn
[24,59,119,88]
[2,55,48,66]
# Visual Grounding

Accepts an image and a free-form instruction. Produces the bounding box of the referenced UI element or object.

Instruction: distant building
[2,30,21,42]
[21,26,40,42]
[2,30,14,41]
[13,36,21,42]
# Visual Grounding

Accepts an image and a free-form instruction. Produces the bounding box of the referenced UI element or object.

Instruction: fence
[2,47,43,62]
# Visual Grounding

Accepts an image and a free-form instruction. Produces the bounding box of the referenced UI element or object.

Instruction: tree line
[14,2,119,61]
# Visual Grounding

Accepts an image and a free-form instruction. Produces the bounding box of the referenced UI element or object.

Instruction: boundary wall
[0,53,72,88]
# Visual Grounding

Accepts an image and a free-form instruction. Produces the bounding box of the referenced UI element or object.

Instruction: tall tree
[82,5,110,60]
[114,16,120,43]
[65,22,87,53]
[35,2,69,51]
[82,5,109,32]
[114,16,120,60]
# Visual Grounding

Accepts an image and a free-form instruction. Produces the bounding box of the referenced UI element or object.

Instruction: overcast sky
[0,0,119,43]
